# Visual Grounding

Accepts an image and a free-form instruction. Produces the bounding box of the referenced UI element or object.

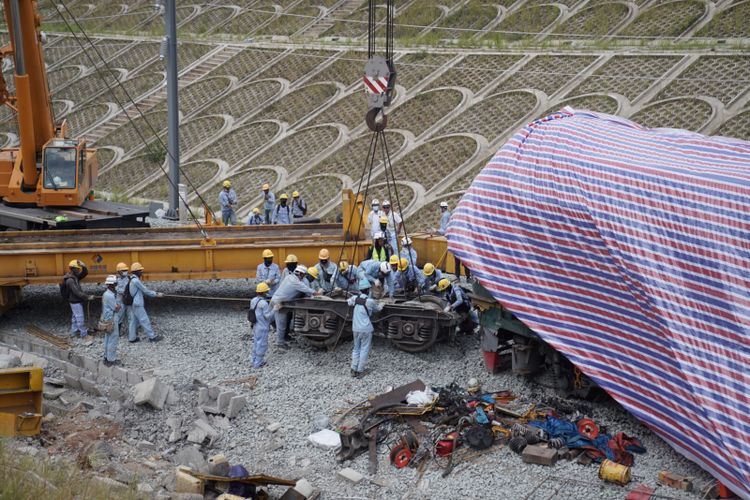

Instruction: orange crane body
[0,0,97,208]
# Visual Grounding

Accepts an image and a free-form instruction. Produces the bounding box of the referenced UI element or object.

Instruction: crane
[0,0,147,230]
[363,0,396,131]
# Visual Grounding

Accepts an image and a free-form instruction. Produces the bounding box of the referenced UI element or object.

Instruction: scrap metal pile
[313,379,647,485]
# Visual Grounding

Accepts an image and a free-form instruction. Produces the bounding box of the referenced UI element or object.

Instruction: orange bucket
[599,459,631,485]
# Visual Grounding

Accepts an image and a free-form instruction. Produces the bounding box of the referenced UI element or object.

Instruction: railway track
[26,324,71,349]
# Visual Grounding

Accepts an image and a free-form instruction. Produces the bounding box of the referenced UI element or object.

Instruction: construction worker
[219,180,238,226]
[304,266,323,292]
[291,191,307,219]
[246,207,264,225]
[379,216,397,255]
[367,198,381,239]
[347,279,384,378]
[128,262,164,343]
[437,201,451,235]
[262,183,275,224]
[272,193,294,225]
[256,249,281,298]
[366,231,390,262]
[281,254,298,281]
[101,275,121,366]
[400,236,417,266]
[314,248,337,293]
[271,265,318,349]
[114,262,131,335]
[250,282,274,369]
[358,260,393,298]
[333,261,359,291]
[421,263,443,294]
[437,278,478,330]
[62,259,94,339]
[394,257,424,296]
[381,200,402,246]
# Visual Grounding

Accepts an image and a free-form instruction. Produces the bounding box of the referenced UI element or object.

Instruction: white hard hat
[382,200,391,207]
[401,236,412,246]
[439,201,449,208]
[379,262,390,274]
[372,198,380,206]
[295,264,307,275]
[374,231,384,240]
[105,275,117,285]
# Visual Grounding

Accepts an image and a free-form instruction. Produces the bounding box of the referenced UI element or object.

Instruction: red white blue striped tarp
[447,109,750,498]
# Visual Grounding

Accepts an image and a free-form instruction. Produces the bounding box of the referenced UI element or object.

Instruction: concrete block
[127,370,143,385]
[20,352,48,368]
[97,361,112,379]
[132,378,170,410]
[166,386,178,405]
[267,422,282,433]
[197,387,209,405]
[0,354,21,369]
[108,386,125,401]
[69,353,83,368]
[522,445,558,466]
[79,378,101,396]
[64,361,80,375]
[186,426,207,444]
[208,386,220,400]
[216,391,234,410]
[174,467,205,494]
[226,396,246,419]
[337,467,364,484]
[194,407,210,423]
[63,373,81,390]
[83,356,98,374]
[193,419,218,438]
[43,385,68,400]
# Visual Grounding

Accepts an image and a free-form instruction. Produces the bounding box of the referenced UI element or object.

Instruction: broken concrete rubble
[338,467,364,484]
[132,378,171,410]
[198,383,247,418]
[174,446,208,474]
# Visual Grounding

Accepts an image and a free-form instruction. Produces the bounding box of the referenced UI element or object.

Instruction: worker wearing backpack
[249,282,274,369]
[60,259,95,339]
[127,262,164,343]
[347,279,384,378]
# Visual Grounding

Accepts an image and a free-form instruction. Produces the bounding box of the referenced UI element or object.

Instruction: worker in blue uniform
[249,282,274,368]
[347,279,384,378]
[270,265,318,349]
[128,262,164,343]
[256,249,281,298]
[314,248,337,293]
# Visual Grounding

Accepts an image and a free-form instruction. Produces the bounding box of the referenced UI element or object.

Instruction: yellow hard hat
[279,193,288,200]
[262,249,274,258]
[116,262,129,272]
[131,262,144,272]
[307,266,319,279]
[339,260,349,272]
[423,263,435,276]
[292,191,300,198]
[379,216,388,224]
[223,180,231,188]
[252,207,260,214]
[389,255,399,265]
[68,259,82,269]
[262,183,270,190]
[437,278,450,292]
[398,257,409,271]
[318,248,329,260]
[256,282,270,294]
[285,254,298,263]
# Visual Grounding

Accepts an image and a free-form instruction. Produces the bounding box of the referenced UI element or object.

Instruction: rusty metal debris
[26,324,70,349]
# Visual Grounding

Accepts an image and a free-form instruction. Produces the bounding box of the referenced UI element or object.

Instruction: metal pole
[164,0,180,219]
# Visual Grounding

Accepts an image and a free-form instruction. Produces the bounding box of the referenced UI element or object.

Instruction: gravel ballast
[1,279,715,499]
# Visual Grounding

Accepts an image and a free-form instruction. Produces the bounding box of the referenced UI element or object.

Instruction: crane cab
[39,138,98,207]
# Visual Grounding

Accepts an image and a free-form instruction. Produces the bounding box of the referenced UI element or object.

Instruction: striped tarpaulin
[447,109,750,497]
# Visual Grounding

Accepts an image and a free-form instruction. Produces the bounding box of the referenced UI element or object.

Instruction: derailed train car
[448,109,750,498]
[281,294,458,352]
